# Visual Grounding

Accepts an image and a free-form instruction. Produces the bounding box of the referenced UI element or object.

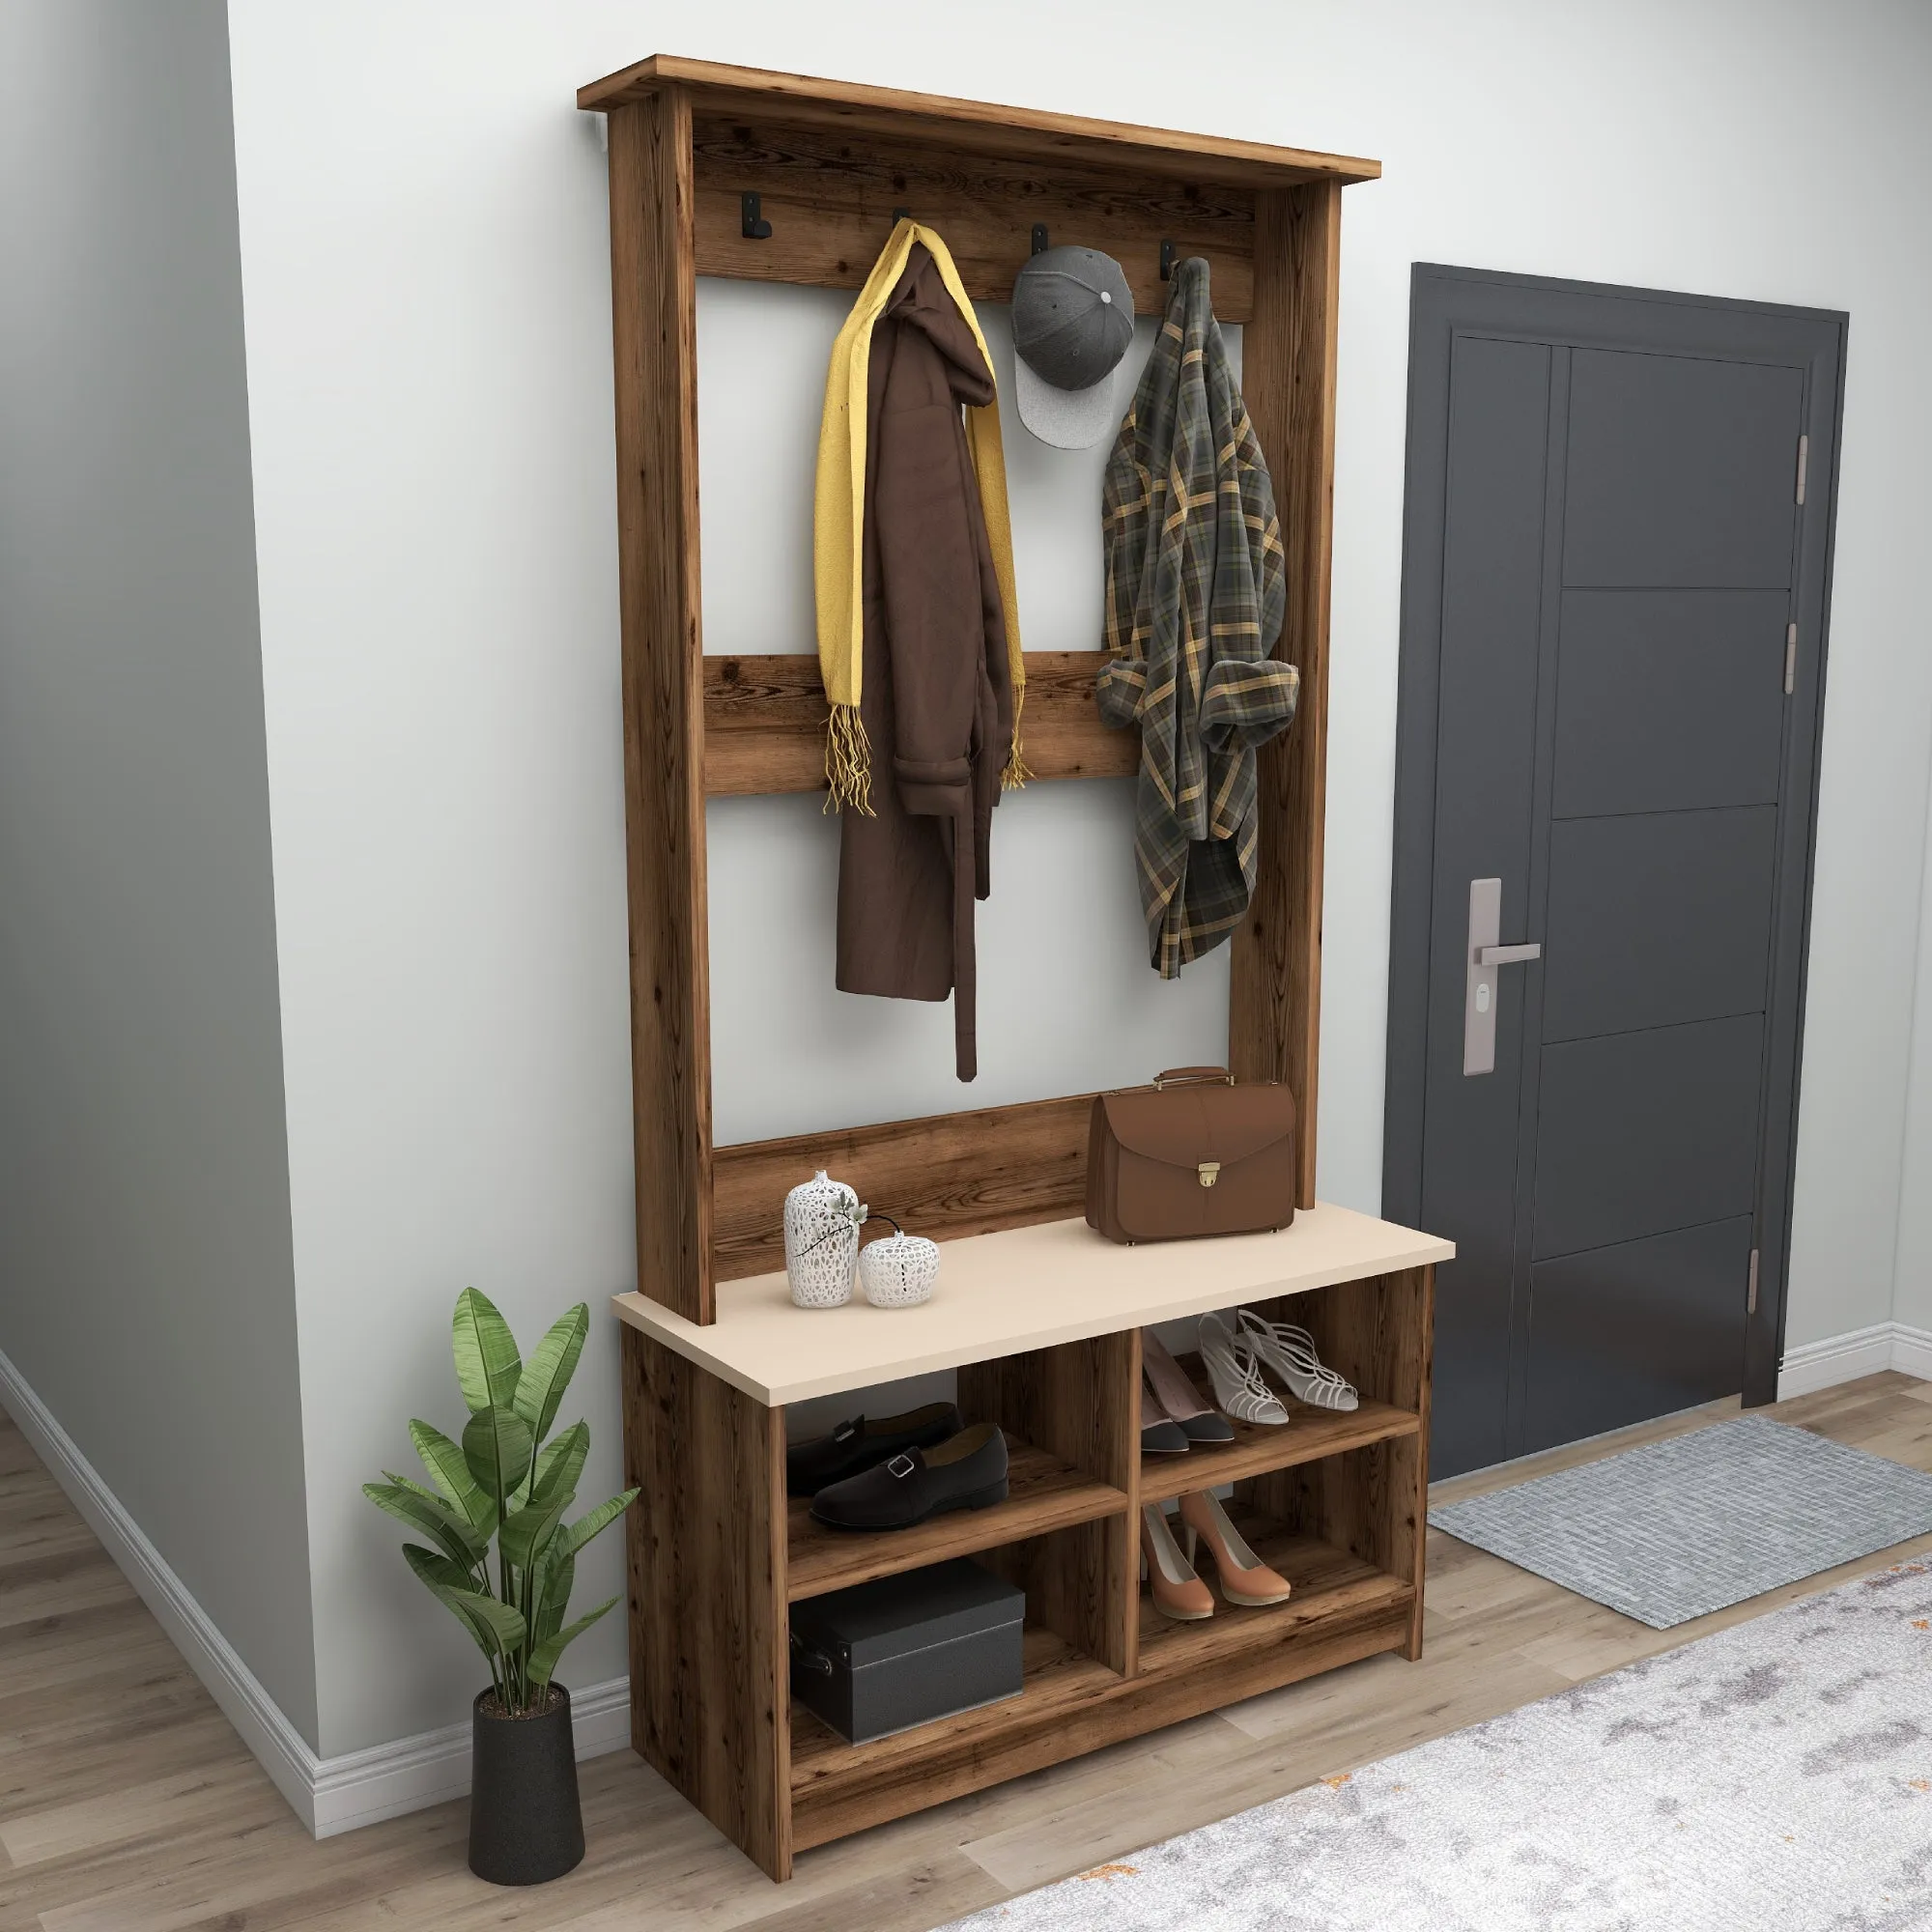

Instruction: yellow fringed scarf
[813,219,1026,811]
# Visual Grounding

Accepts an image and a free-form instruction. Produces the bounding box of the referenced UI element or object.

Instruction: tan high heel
[1179,1492,1293,1607]
[1139,1504,1214,1621]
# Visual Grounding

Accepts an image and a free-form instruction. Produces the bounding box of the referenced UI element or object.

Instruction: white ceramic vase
[858,1220,941,1309]
[783,1170,865,1309]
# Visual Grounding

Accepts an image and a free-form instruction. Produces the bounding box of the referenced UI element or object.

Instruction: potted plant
[364,1289,639,1886]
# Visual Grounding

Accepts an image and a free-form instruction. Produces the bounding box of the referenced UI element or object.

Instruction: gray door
[1385,268,1844,1481]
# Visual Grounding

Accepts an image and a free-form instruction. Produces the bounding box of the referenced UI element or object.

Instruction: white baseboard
[0,1344,632,1838]
[1777,1321,1932,1400]
[311,1675,632,1837]
[1889,1324,1932,1383]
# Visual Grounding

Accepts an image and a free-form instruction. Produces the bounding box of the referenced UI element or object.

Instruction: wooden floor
[6,1374,1932,1930]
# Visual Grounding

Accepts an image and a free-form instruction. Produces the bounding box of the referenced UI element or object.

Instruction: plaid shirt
[1097,259,1298,979]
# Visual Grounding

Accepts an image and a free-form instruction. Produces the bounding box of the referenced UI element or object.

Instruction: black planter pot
[468,1685,585,1886]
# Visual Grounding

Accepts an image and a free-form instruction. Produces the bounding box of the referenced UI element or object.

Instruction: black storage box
[789,1558,1025,1744]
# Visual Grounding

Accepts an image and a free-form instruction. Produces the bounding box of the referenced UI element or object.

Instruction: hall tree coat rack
[579,55,1448,1881]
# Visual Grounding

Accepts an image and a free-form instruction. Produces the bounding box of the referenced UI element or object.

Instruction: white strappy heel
[1198,1314,1289,1426]
[1236,1309,1359,1411]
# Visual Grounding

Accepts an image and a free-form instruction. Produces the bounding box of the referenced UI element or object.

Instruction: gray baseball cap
[1010,245,1135,449]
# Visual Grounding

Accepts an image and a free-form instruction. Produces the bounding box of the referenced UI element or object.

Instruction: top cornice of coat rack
[578,56,1382,324]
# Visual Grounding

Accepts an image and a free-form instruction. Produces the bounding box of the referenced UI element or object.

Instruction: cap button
[1100,291,1113,304]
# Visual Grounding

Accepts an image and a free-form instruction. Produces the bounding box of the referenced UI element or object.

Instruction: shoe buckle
[885,1453,917,1479]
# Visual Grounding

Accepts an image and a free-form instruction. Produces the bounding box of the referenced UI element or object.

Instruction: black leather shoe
[785,1403,961,1498]
[810,1422,1009,1530]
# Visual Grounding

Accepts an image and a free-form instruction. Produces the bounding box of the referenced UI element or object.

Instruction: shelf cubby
[789,1623,1115,1852]
[1135,1512,1413,1676]
[1140,1361,1421,1505]
[786,1435,1128,1603]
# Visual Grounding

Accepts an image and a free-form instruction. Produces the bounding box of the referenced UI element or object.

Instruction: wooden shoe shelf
[579,53,1442,1882]
[613,1209,1446,1872]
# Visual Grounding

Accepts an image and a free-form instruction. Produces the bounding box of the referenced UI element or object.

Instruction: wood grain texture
[622,1326,790,1879]
[790,1553,1411,1849]
[711,1094,1094,1283]
[958,1331,1140,1675]
[17,1379,1932,1925]
[579,56,1382,191]
[702,651,1137,796]
[1241,1269,1433,1656]
[786,1436,1125,1603]
[1139,1378,1420,1505]
[692,117,1255,318]
[609,94,714,1323]
[1229,181,1342,1209]
[1133,1526,1410,1676]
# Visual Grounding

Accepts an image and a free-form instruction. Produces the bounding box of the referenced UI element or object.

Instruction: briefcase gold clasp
[1198,1162,1221,1188]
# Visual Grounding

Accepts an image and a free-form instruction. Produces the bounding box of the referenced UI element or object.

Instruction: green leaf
[401,1546,526,1660]
[513,1305,588,1442]
[527,1595,617,1691]
[451,1288,522,1415]
[557,1489,639,1561]
[409,1420,496,1536]
[403,1541,481,1595]
[364,1481,484,1570]
[532,1546,576,1646]
[404,1547,527,1653]
[497,1489,569,1573]
[528,1420,589,1513]
[462,1405,533,1514]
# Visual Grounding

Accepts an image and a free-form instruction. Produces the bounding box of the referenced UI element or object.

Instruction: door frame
[1382,264,1848,1414]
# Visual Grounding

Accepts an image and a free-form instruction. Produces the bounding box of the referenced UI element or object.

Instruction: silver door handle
[1464,879,1540,1077]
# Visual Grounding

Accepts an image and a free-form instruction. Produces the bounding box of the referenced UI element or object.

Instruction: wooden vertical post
[957,1331,1139,1676]
[608,90,715,1323]
[622,1326,790,1877]
[1232,180,1343,1209]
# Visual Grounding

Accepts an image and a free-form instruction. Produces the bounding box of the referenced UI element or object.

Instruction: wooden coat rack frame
[580,55,1444,1884]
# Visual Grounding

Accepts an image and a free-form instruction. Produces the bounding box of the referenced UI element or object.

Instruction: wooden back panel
[712,1094,1094,1284]
[691,115,1257,321]
[703,649,1136,796]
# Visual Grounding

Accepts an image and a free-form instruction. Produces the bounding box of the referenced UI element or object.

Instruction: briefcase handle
[1151,1065,1236,1090]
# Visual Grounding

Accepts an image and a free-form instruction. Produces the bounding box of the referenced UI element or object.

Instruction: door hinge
[1747,1248,1760,1315]
[1795,433,1809,506]
[1784,623,1798,696]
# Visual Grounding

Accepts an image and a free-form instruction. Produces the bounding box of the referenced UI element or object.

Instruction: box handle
[788,1631,835,1677]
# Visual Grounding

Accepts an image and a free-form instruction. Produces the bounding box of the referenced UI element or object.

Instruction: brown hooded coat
[835,245,1014,1082]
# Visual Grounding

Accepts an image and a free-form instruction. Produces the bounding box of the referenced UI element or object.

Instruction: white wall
[223,0,1932,1757]
[0,0,317,1744]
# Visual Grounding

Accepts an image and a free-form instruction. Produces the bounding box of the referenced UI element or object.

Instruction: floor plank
[2,1378,1929,1928]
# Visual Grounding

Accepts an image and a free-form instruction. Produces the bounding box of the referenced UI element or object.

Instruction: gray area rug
[938,1559,1932,1931]
[1427,1414,1932,1629]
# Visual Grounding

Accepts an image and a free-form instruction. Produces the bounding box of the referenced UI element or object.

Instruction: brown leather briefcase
[1085,1066,1297,1244]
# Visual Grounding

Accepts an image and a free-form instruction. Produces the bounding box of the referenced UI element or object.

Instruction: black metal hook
[1159,240,1176,281]
[740,192,773,241]
[893,206,913,223]
[1031,223,1050,256]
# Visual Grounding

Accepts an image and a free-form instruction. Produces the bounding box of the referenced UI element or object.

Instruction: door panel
[1541,808,1777,1041]
[1522,1216,1755,1453]
[1414,337,1551,1481]
[1390,270,1839,1480]
[1563,351,1804,588]
[1533,1014,1765,1261]
[1552,590,1790,818]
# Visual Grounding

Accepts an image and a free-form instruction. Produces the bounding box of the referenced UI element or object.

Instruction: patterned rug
[936,1560,1932,1931]
[1428,1415,1932,1628]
